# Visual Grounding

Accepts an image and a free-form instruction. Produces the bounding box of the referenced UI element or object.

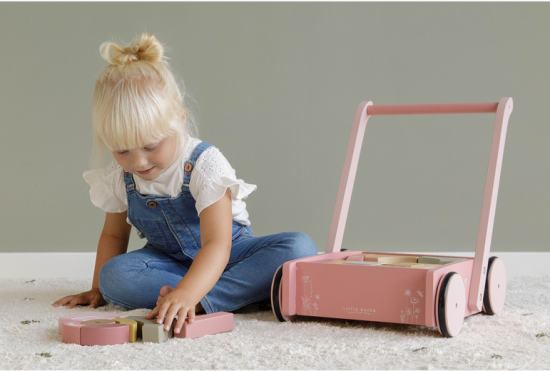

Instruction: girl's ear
[181,108,187,121]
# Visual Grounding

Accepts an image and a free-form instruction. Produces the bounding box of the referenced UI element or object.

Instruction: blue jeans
[98,230,318,313]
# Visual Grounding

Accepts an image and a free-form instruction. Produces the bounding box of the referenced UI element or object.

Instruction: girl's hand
[155,285,175,307]
[52,288,106,309]
[145,287,197,335]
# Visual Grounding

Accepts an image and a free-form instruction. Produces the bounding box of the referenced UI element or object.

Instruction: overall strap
[123,169,135,194]
[183,142,213,187]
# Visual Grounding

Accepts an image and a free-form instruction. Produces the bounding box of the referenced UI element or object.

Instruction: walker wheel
[271,264,295,322]
[271,265,286,322]
[435,272,465,338]
[482,257,507,315]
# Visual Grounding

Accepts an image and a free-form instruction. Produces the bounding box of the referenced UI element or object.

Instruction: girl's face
[112,135,178,180]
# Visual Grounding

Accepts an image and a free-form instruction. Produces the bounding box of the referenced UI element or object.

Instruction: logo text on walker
[343,307,376,313]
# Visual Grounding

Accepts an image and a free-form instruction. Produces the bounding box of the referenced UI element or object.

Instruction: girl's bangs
[100,115,175,152]
[96,82,177,152]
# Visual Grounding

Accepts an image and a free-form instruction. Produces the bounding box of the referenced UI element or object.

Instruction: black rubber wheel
[437,272,454,338]
[436,271,465,338]
[483,257,497,315]
[271,264,286,322]
[482,256,507,315]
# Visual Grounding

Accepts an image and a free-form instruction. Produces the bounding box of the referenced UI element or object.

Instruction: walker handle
[367,102,498,116]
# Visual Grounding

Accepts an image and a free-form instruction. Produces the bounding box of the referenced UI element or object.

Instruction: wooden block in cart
[417,256,465,265]
[361,254,418,263]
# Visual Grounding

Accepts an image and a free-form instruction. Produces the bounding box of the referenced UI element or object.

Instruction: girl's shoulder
[189,140,257,215]
[83,160,124,185]
[183,137,231,177]
[83,161,127,213]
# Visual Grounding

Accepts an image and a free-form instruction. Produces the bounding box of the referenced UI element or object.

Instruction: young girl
[52,33,318,334]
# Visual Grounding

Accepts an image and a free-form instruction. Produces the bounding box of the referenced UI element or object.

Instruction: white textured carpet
[0,276,549,370]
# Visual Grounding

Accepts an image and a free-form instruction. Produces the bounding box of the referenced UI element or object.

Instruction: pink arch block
[81,324,130,346]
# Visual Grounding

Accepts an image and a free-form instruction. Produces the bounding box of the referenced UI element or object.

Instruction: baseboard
[0,252,548,279]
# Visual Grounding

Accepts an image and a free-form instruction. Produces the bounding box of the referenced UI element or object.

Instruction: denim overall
[99,141,318,313]
[123,142,251,261]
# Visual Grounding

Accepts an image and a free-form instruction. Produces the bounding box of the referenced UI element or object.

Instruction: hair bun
[99,33,166,66]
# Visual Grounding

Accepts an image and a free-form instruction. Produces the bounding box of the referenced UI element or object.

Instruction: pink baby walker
[271,98,513,337]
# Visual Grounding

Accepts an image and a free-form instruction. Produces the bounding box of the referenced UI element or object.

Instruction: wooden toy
[361,254,419,263]
[417,256,465,265]
[58,311,233,345]
[126,316,174,343]
[173,312,234,339]
[111,318,139,342]
[385,262,425,267]
[409,263,442,270]
[59,313,131,346]
[344,261,384,266]
[271,99,512,337]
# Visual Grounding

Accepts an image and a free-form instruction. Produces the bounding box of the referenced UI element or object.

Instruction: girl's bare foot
[156,285,205,314]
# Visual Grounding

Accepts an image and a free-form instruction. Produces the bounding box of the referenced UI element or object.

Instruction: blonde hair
[90,33,198,170]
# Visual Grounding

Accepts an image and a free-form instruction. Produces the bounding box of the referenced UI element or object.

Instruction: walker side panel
[281,252,352,317]
[295,262,428,325]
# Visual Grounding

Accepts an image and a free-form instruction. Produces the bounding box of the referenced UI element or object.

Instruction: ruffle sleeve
[82,161,128,213]
[190,146,257,216]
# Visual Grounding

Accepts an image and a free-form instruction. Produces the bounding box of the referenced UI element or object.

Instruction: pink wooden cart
[271,98,513,337]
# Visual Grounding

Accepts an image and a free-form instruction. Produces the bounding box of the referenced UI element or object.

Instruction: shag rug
[0,276,549,370]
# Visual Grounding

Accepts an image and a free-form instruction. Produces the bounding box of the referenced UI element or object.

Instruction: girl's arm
[175,187,233,300]
[145,188,233,331]
[91,211,132,290]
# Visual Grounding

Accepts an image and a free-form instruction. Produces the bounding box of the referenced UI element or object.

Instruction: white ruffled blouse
[83,136,257,239]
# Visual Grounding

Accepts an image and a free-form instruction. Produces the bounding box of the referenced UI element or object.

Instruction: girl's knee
[284,231,318,258]
[98,257,117,296]
[98,254,137,296]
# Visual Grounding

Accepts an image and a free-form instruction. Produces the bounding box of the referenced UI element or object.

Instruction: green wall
[1,3,548,253]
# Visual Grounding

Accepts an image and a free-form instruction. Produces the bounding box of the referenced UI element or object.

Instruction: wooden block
[58,312,129,336]
[385,263,424,267]
[417,256,441,264]
[344,261,384,266]
[126,316,173,344]
[81,324,129,346]
[436,257,465,264]
[61,320,85,345]
[58,313,144,346]
[409,264,442,270]
[81,319,116,325]
[362,255,418,263]
[174,312,233,339]
[417,256,465,264]
[323,260,348,264]
[345,255,365,261]
[113,318,138,342]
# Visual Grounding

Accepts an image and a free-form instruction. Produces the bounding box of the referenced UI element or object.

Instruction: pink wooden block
[61,320,85,345]
[58,312,130,345]
[61,318,128,346]
[58,312,128,335]
[81,324,129,346]
[174,312,233,339]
